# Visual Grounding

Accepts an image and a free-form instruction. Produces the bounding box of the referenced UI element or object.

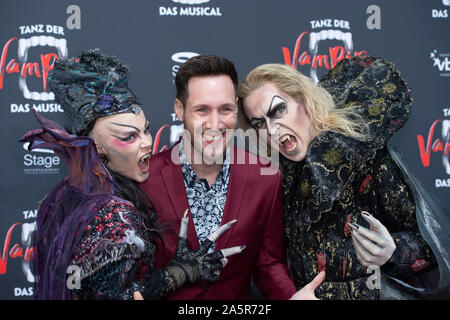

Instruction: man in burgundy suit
[140,55,323,299]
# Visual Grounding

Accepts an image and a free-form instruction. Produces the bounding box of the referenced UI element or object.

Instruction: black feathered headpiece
[48,48,141,135]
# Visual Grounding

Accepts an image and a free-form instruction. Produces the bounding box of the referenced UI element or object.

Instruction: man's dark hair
[175,54,238,106]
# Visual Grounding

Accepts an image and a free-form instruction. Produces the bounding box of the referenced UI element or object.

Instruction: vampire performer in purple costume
[20,49,243,300]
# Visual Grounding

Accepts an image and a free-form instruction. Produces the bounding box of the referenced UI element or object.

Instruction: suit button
[204,285,210,292]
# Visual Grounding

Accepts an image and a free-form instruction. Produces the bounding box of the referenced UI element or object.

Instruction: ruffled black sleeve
[70,200,187,300]
[372,149,437,280]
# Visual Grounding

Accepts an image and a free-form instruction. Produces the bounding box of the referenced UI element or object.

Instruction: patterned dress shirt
[179,139,231,252]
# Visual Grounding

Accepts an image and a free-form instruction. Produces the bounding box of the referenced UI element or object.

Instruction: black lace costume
[280,56,438,300]
[70,198,162,300]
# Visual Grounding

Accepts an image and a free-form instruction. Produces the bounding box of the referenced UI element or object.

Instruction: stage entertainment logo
[0,24,68,113]
[416,107,450,188]
[281,18,367,83]
[430,50,450,77]
[22,141,61,175]
[159,0,222,16]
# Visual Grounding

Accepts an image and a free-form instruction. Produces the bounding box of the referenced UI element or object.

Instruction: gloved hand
[133,209,245,300]
[350,211,396,268]
[167,209,245,285]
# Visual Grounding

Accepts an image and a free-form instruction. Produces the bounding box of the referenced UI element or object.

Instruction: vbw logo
[430,50,450,76]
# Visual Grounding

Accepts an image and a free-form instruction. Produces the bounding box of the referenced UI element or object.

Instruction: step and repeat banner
[0,0,449,299]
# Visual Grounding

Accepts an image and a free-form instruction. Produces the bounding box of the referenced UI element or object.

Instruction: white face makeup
[89,111,153,183]
[243,83,319,162]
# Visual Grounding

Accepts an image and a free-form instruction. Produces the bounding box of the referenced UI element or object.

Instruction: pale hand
[289,271,326,300]
[350,211,396,268]
[133,291,143,300]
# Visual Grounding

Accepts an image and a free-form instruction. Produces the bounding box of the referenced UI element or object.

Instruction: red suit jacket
[140,142,297,299]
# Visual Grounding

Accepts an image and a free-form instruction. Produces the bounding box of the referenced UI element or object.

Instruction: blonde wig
[237,63,369,141]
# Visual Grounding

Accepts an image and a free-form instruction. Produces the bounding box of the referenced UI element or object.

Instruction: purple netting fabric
[19,111,120,299]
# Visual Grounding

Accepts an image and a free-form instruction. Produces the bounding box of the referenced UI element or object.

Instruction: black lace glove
[168,209,245,284]
[135,209,245,299]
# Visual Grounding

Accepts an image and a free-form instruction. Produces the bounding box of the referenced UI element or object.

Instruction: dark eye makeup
[110,121,150,142]
[267,95,287,118]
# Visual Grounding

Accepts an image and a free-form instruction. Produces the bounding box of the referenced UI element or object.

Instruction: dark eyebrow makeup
[110,120,150,133]
[266,95,286,117]
[111,122,140,132]
[250,95,287,127]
